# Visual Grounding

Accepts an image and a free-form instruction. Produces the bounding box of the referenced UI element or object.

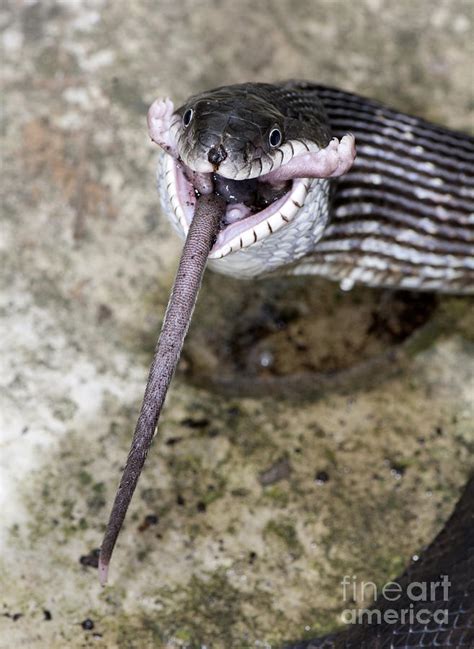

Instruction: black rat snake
[101,82,474,647]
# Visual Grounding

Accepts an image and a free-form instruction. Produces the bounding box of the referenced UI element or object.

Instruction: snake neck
[290,84,474,294]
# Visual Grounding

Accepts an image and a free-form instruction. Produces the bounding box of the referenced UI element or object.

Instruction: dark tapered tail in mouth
[98,194,226,585]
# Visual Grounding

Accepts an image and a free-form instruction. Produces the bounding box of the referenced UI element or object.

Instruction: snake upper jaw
[260,133,356,182]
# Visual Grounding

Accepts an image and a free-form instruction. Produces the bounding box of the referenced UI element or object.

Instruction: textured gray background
[1,1,473,648]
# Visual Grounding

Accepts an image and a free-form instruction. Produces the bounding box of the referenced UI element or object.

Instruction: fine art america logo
[340,575,451,625]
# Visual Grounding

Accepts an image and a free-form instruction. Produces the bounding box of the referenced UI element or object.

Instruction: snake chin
[163,152,311,259]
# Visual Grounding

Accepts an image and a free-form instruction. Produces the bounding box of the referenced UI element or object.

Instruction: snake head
[176,88,284,178]
[171,83,339,179]
[148,83,356,268]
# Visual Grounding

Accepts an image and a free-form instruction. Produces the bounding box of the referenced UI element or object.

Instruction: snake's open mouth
[163,153,311,259]
[149,96,356,259]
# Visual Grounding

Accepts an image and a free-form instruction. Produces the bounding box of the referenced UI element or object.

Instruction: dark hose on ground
[98,194,226,585]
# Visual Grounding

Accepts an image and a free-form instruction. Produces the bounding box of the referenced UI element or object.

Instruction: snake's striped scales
[299,84,473,294]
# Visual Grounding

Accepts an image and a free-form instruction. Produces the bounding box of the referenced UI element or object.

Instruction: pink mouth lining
[261,134,356,183]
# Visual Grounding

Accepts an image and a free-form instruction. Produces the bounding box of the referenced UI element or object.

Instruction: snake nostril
[208,144,227,166]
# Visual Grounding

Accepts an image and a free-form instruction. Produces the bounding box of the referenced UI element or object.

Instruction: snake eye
[183,108,194,127]
[269,127,282,148]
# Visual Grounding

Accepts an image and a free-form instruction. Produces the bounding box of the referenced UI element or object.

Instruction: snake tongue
[261,133,356,183]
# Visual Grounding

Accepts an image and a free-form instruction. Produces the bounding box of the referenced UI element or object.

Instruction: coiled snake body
[142,82,474,646]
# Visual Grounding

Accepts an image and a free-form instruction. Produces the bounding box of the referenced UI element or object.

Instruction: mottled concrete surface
[1,1,473,648]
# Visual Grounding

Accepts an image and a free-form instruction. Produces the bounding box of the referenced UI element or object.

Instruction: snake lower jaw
[209,177,310,258]
[162,152,312,259]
